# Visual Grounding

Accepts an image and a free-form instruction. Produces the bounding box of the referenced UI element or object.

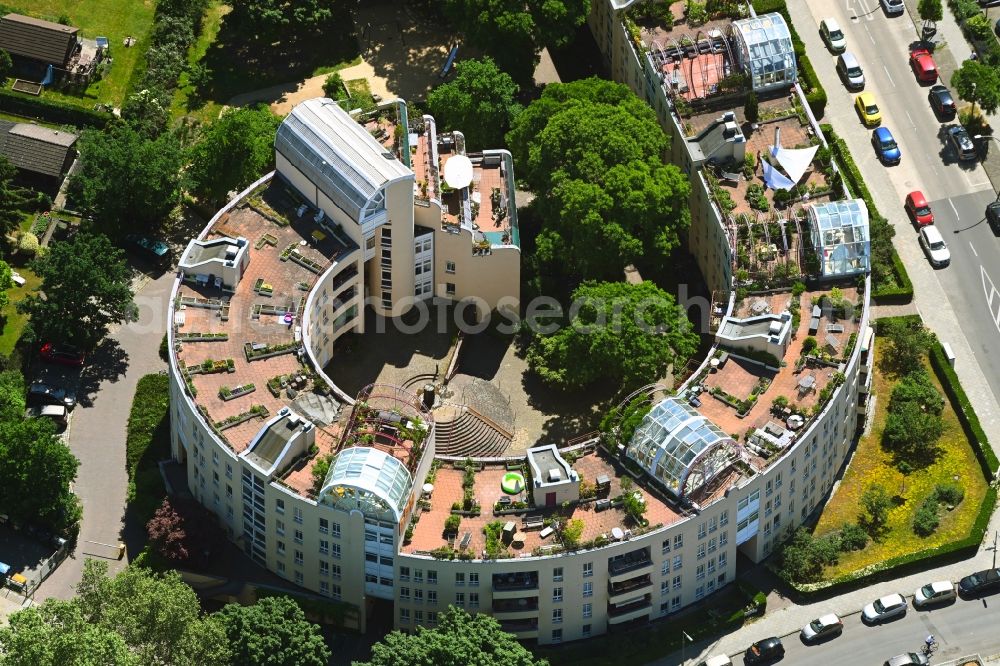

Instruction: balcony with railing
[492,597,540,620]
[608,574,653,603]
[608,547,653,581]
[492,572,539,598]
[607,594,653,624]
[499,618,539,639]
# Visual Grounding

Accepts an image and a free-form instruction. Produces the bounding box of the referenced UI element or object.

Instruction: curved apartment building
[168,95,874,646]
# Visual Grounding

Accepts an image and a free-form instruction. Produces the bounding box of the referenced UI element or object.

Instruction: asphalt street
[793,0,1000,420]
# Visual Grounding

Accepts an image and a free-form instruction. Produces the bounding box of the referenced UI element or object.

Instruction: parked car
[855,93,882,127]
[986,200,1000,232]
[958,567,1000,596]
[39,342,86,367]
[881,0,906,13]
[928,85,957,119]
[837,52,865,90]
[862,593,907,623]
[125,233,172,268]
[800,613,843,642]
[913,580,957,607]
[820,18,847,52]
[919,225,951,267]
[872,127,901,165]
[905,191,934,225]
[745,637,785,664]
[25,404,68,428]
[884,653,929,666]
[909,47,938,83]
[28,381,77,410]
[947,125,977,161]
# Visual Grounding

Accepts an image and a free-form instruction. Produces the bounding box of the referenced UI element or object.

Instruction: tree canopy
[917,0,943,23]
[0,417,80,532]
[888,369,943,415]
[0,49,12,81]
[69,123,183,237]
[441,0,588,81]
[359,606,546,666]
[882,319,935,375]
[951,60,1000,115]
[214,596,331,666]
[427,57,521,150]
[0,369,25,422]
[188,105,283,204]
[882,399,944,462]
[228,0,336,40]
[0,156,28,241]
[18,233,137,350]
[0,258,11,312]
[508,78,689,281]
[526,280,699,390]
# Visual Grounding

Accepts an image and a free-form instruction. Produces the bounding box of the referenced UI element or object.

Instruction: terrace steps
[434,408,511,458]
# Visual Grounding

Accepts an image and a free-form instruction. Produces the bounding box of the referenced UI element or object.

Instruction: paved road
[789,0,1000,440]
[35,272,173,599]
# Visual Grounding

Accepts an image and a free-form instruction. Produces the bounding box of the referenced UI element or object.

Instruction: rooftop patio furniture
[539,526,554,540]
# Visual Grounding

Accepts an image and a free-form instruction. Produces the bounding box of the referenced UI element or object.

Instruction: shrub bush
[444,514,461,534]
[935,482,965,506]
[913,496,941,536]
[838,522,868,551]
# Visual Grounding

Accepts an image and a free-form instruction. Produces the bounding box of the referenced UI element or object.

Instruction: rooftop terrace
[173,179,357,471]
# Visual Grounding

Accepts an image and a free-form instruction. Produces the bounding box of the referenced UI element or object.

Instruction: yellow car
[855,93,882,127]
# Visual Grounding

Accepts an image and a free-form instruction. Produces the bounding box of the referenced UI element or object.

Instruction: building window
[331,543,341,559]
[662,561,670,576]
[277,541,286,556]
[414,570,423,583]
[672,595,682,611]
[708,538,717,554]
[583,582,593,597]
[583,624,591,638]
[277,561,286,574]
[428,590,437,605]
[294,529,303,544]
[446,261,456,274]
[553,587,563,602]
[414,610,423,624]
[427,570,437,585]
[294,571,304,585]
[400,587,410,601]
[469,572,479,586]
[719,511,728,527]
[399,566,410,581]
[428,611,438,625]
[400,608,410,622]
[583,562,593,577]
[662,539,671,554]
[696,564,705,581]
[553,567,563,582]
[320,581,330,596]
[719,552,727,568]
[661,581,669,596]
[332,584,341,600]
[445,282,456,296]
[319,518,329,534]
[583,603,592,618]
[673,554,682,570]
[469,592,479,608]
[293,507,303,524]
[294,550,303,566]
[455,572,465,586]
[698,522,707,539]
[320,561,329,577]
[674,534,683,549]
[332,564,341,579]
[720,531,728,547]
[455,592,465,607]
[552,609,562,624]
[707,558,716,574]
[673,575,682,591]
[276,498,285,514]
[552,629,563,643]
[332,523,341,538]
[414,589,423,603]
[696,585,705,600]
[276,520,285,537]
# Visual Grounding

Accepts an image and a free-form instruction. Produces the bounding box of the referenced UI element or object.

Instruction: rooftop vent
[382,151,395,160]
[769,320,782,335]
[548,468,562,482]
[723,121,739,138]
[722,111,735,122]
[278,407,290,417]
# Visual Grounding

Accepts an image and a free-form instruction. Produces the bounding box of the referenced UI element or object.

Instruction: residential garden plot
[810,344,988,577]
[0,266,39,356]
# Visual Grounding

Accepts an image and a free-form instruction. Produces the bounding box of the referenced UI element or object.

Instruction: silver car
[919,226,950,267]
[800,613,843,641]
[913,580,956,607]
[863,593,907,623]
[881,0,905,14]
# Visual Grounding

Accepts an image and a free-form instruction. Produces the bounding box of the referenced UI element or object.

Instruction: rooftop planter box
[253,278,274,296]
[215,404,270,431]
[189,358,235,375]
[219,383,256,401]
[245,341,300,362]
[176,332,228,342]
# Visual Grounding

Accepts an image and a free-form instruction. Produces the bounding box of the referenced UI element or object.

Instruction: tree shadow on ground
[76,338,129,406]
[196,7,360,106]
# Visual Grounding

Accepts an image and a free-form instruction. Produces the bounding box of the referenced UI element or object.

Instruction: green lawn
[4,0,156,108]
[812,344,989,576]
[0,265,40,356]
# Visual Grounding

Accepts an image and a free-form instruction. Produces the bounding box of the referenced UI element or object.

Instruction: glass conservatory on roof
[808,199,871,279]
[730,13,797,91]
[626,397,736,499]
[318,446,412,523]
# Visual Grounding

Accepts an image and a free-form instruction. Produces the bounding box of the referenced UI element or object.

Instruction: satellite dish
[443,154,473,190]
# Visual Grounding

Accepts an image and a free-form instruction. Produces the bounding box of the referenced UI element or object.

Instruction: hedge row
[786,315,999,595]
[821,124,914,304]
[0,87,112,128]
[752,0,827,117]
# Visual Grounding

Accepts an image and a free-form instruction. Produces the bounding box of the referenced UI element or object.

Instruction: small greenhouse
[808,199,871,279]
[730,13,797,91]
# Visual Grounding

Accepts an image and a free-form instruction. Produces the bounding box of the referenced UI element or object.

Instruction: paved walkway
[34,272,173,600]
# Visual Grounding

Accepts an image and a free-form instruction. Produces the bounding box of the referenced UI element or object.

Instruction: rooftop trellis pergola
[626,397,738,499]
[808,199,871,279]
[338,383,432,473]
[729,13,797,92]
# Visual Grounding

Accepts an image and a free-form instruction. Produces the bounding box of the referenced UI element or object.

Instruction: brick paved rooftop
[403,451,688,558]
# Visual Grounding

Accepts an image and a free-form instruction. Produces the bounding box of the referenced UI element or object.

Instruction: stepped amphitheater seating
[434,409,511,458]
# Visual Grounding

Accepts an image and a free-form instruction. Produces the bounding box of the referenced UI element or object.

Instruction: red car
[910,48,938,83]
[40,342,86,367]
[905,191,934,226]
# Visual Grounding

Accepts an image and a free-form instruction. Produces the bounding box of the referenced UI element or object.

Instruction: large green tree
[228,0,335,40]
[441,0,588,81]
[0,156,27,241]
[0,258,11,312]
[18,233,137,350]
[0,49,12,81]
[508,78,689,281]
[214,597,330,666]
[73,561,231,665]
[882,319,935,375]
[951,60,1000,115]
[0,369,26,423]
[359,606,546,666]
[69,123,183,237]
[888,369,943,415]
[882,400,944,462]
[526,280,699,390]
[188,105,282,205]
[0,418,80,531]
[427,57,521,150]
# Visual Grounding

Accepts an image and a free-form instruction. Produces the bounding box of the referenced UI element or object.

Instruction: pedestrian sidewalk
[650,499,999,665]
